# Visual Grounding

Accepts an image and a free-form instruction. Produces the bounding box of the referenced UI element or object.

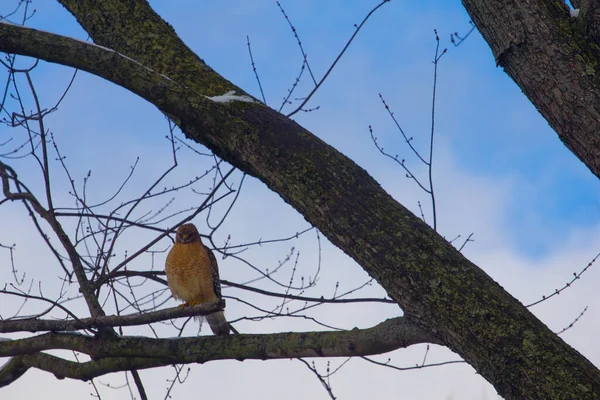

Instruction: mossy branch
[0,317,439,385]
[2,6,600,398]
[0,301,225,333]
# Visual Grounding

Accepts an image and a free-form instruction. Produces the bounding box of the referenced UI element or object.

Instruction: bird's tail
[205,311,230,335]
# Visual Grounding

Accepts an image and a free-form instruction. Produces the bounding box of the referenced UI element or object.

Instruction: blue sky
[1,1,599,399]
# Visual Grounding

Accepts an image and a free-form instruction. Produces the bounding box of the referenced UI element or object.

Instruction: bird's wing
[203,244,223,299]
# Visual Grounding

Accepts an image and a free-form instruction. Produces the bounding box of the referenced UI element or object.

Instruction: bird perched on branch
[165,223,230,335]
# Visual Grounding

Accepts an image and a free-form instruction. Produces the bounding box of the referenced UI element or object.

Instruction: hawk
[165,223,230,335]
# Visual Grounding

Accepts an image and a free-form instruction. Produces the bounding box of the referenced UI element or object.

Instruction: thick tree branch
[0,301,225,333]
[0,357,28,387]
[462,0,600,179]
[1,4,599,398]
[0,317,439,384]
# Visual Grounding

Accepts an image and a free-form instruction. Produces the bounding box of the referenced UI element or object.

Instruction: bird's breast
[165,242,216,304]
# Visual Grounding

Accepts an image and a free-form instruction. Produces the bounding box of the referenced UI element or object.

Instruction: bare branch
[0,160,104,317]
[457,232,474,252]
[0,301,225,333]
[3,5,598,397]
[426,30,446,231]
[526,252,600,308]
[360,355,464,371]
[0,356,28,388]
[298,358,337,399]
[130,369,148,400]
[0,317,441,385]
[369,125,430,192]
[557,306,588,335]
[286,0,390,117]
[450,21,476,47]
[276,1,317,86]
[245,35,267,105]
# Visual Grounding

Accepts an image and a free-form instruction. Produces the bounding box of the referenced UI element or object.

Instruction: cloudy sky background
[1,0,600,399]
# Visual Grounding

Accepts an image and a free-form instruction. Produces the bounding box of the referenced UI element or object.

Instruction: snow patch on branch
[2,22,255,106]
[206,90,255,104]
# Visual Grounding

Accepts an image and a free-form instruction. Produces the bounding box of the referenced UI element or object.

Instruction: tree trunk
[1,1,599,398]
[463,0,600,178]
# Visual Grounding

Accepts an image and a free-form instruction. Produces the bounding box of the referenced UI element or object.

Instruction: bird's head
[175,223,201,244]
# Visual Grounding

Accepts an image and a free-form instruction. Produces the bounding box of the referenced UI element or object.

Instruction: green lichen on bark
[5,1,596,398]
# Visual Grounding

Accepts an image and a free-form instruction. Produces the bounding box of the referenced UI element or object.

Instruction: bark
[0,301,225,333]
[462,0,600,178]
[0,1,599,398]
[0,318,439,385]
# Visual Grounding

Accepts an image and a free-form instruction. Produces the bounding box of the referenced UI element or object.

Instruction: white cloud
[1,1,599,399]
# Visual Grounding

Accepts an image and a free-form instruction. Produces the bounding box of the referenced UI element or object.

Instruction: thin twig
[276,2,317,86]
[557,306,588,335]
[427,30,446,232]
[369,125,430,192]
[361,355,464,371]
[286,0,390,117]
[450,21,476,47]
[458,232,474,252]
[130,370,148,400]
[527,252,600,307]
[246,35,267,104]
[297,359,336,400]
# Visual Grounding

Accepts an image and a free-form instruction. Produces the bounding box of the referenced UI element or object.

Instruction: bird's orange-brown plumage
[165,223,230,335]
